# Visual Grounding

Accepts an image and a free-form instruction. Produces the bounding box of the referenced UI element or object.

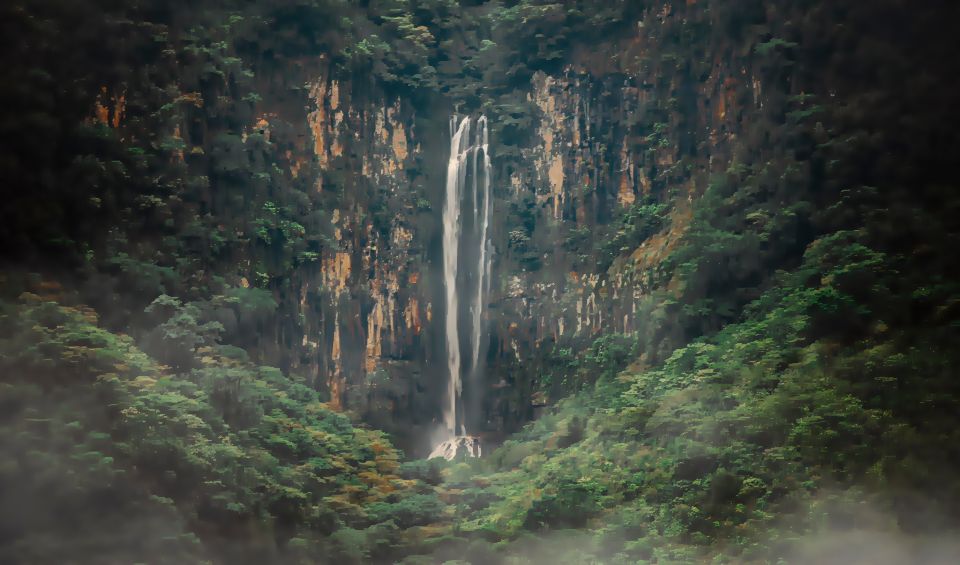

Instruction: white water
[436,115,492,455]
[471,116,492,378]
[442,116,470,435]
[428,435,482,461]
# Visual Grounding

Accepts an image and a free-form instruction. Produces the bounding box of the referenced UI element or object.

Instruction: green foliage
[143,294,225,370]
[754,37,798,56]
[442,218,960,558]
[0,297,434,563]
[597,200,669,272]
[366,494,446,529]
[399,458,445,485]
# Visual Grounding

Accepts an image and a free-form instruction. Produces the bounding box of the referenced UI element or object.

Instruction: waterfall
[441,116,470,436]
[472,116,492,379]
[435,114,492,458]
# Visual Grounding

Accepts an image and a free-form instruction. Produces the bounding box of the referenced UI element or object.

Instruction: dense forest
[2,0,960,563]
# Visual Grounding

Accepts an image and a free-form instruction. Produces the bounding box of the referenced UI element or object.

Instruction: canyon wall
[213,1,786,454]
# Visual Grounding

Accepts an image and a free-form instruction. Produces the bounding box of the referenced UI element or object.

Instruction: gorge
[1,0,960,563]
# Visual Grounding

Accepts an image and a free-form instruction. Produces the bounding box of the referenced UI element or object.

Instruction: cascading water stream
[472,116,492,379]
[431,114,492,460]
[441,116,469,436]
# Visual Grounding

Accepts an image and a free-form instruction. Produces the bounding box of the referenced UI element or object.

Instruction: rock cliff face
[235,58,448,451]
[0,0,887,454]
[227,1,784,454]
[53,0,846,456]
